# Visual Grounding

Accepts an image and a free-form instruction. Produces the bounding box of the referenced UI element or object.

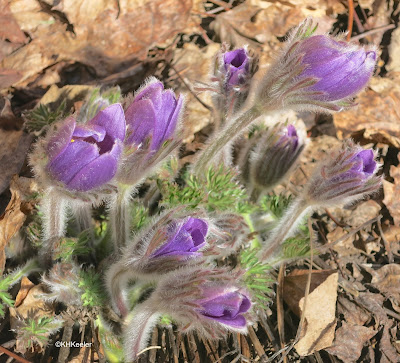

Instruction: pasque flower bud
[304,139,381,205]
[125,78,183,151]
[223,48,251,89]
[240,124,305,197]
[259,139,381,263]
[297,35,376,102]
[255,18,377,112]
[117,78,184,186]
[123,267,251,361]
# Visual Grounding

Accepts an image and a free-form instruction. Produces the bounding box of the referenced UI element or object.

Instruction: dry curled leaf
[15,276,35,308]
[283,269,338,356]
[326,321,377,363]
[0,179,27,274]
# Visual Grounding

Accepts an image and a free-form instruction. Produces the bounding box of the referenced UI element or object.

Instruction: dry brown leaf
[327,226,359,256]
[0,178,27,274]
[370,264,400,309]
[326,321,377,363]
[15,276,35,307]
[2,0,193,89]
[0,100,32,193]
[347,200,381,227]
[383,153,400,226]
[337,296,370,326]
[387,27,400,73]
[283,269,338,356]
[380,324,399,363]
[334,78,400,148]
[173,42,220,142]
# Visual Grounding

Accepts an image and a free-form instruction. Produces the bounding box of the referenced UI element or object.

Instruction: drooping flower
[297,35,376,101]
[124,78,183,151]
[304,139,381,205]
[45,104,126,192]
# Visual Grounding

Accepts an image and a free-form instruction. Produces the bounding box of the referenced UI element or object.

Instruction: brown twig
[0,346,32,363]
[325,208,346,227]
[169,65,213,111]
[351,24,396,41]
[277,263,287,363]
[347,0,354,41]
[317,216,379,253]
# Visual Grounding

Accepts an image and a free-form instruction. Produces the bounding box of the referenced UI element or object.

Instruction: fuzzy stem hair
[259,197,310,263]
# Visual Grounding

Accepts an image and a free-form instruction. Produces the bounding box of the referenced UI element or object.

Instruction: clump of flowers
[17,16,383,362]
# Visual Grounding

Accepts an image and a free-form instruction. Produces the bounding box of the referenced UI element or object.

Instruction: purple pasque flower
[223,48,250,87]
[125,78,183,151]
[46,104,125,192]
[297,35,376,101]
[152,217,208,258]
[197,287,251,328]
[304,139,381,205]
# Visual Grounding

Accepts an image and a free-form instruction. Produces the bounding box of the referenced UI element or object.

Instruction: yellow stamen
[70,139,75,143]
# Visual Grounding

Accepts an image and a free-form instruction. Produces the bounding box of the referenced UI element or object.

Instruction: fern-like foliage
[240,248,274,306]
[79,269,106,308]
[53,231,91,262]
[25,101,66,135]
[159,165,250,212]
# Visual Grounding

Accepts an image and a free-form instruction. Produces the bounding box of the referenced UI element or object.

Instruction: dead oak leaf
[325,321,377,363]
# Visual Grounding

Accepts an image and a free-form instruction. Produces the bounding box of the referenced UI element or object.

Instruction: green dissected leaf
[240,248,274,306]
[159,165,249,212]
[25,101,67,134]
[79,269,106,308]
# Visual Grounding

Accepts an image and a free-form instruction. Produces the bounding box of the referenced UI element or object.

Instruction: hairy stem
[110,185,132,252]
[123,305,160,362]
[40,190,68,262]
[193,105,263,176]
[260,197,310,262]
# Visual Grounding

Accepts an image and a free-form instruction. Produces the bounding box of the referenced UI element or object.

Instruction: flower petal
[48,140,99,185]
[73,125,106,142]
[66,141,122,191]
[47,116,76,161]
[125,99,157,145]
[89,103,126,142]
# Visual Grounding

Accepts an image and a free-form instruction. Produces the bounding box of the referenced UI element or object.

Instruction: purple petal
[66,141,122,191]
[162,94,183,141]
[73,125,106,142]
[356,149,376,174]
[135,81,164,102]
[224,49,248,70]
[47,140,99,185]
[125,99,157,145]
[89,103,126,143]
[47,116,76,161]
